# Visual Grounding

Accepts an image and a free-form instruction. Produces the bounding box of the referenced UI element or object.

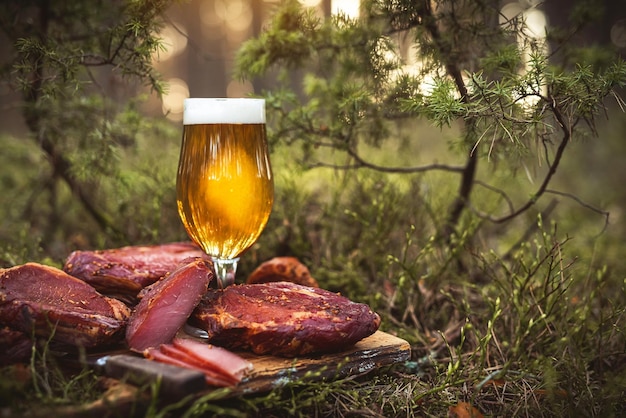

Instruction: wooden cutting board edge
[224,330,411,396]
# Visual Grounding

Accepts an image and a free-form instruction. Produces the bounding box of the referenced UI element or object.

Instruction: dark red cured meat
[63,242,210,302]
[191,282,381,357]
[157,343,238,385]
[144,345,235,387]
[246,257,319,288]
[126,258,214,352]
[171,337,253,382]
[0,327,32,365]
[0,263,130,348]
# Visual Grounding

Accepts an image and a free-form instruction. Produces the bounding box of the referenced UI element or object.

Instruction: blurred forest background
[1,0,626,415]
[1,0,625,273]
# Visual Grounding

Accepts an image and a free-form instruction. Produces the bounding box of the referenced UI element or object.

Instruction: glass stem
[212,257,239,289]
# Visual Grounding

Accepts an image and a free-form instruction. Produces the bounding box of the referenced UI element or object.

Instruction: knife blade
[92,354,207,397]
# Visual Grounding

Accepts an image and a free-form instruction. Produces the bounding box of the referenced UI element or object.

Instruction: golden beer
[176,99,273,262]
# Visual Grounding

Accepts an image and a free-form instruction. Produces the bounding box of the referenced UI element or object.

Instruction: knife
[91,354,207,397]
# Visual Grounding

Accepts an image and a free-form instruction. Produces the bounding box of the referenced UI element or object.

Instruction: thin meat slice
[172,337,253,382]
[158,344,238,385]
[144,346,235,387]
[126,258,214,352]
[64,242,210,303]
[0,263,130,348]
[191,282,381,357]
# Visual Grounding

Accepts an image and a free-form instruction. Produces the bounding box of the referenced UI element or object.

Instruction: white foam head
[183,98,266,125]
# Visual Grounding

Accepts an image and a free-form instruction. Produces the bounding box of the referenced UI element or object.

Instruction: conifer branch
[489,99,572,224]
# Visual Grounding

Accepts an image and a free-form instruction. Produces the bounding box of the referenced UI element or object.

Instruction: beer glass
[176,98,274,289]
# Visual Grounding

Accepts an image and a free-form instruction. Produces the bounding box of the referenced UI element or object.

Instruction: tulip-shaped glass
[176,98,274,288]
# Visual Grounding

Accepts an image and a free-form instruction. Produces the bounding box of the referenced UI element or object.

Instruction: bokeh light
[299,0,322,8]
[499,2,523,25]
[200,0,253,42]
[215,0,253,32]
[162,78,190,121]
[332,0,360,19]
[153,21,188,62]
[611,19,626,48]
[523,8,547,39]
[499,1,549,111]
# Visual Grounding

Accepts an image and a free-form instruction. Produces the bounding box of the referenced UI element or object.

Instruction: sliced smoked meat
[0,263,130,348]
[63,242,210,303]
[126,258,214,352]
[145,337,253,387]
[191,282,381,357]
[171,337,253,382]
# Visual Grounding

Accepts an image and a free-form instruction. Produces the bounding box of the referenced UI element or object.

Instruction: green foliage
[4,0,169,99]
[236,0,322,75]
[235,0,626,239]
[0,0,181,263]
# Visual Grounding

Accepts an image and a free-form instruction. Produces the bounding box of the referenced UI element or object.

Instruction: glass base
[212,257,239,289]
[184,323,209,339]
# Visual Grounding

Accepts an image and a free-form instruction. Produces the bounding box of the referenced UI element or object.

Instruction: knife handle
[103,354,207,397]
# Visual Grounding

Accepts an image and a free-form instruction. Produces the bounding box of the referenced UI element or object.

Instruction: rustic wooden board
[50,331,410,416]
[230,330,411,395]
